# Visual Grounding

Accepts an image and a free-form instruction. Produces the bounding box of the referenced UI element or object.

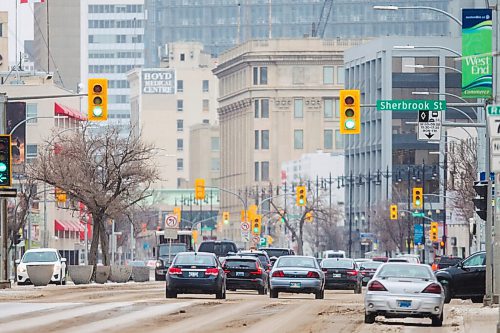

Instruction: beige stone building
[0,12,8,73]
[213,38,365,243]
[189,123,220,188]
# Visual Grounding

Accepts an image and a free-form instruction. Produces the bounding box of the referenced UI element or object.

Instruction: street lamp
[393,45,461,57]
[373,5,462,26]
[404,64,462,74]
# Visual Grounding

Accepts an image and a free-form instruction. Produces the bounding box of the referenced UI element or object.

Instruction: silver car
[269,255,325,299]
[364,263,445,326]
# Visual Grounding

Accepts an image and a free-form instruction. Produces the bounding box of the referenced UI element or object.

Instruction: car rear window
[439,257,461,265]
[327,253,344,258]
[359,262,382,270]
[322,259,354,269]
[174,254,215,266]
[198,242,237,256]
[277,257,316,268]
[23,251,58,263]
[224,259,257,269]
[377,264,433,280]
[263,249,291,257]
[159,243,187,256]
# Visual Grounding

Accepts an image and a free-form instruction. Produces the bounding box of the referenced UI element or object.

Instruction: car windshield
[23,251,58,263]
[277,257,316,268]
[198,242,237,256]
[322,259,354,269]
[159,243,187,256]
[377,264,433,280]
[174,254,215,266]
[224,259,257,269]
[263,249,290,257]
[360,262,382,270]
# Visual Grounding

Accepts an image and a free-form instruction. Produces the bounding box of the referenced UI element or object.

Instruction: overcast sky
[0,1,34,65]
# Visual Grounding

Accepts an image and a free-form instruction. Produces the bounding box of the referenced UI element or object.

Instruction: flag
[20,0,45,3]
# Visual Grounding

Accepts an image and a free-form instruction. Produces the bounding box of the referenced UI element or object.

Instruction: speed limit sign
[165,214,179,228]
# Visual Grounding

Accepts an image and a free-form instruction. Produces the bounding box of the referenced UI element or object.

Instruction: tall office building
[145,0,451,65]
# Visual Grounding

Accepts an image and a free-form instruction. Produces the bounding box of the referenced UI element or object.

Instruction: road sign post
[418,110,442,142]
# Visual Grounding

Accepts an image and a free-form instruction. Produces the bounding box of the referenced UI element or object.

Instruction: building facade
[189,123,220,188]
[213,38,361,244]
[0,12,8,72]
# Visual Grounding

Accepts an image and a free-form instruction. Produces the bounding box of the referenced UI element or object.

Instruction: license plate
[332,274,341,278]
[188,271,199,278]
[290,282,301,288]
[398,300,412,308]
[236,271,244,277]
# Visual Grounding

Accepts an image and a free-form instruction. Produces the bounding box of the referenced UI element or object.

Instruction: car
[396,254,421,264]
[358,261,383,286]
[236,250,272,272]
[16,248,67,285]
[364,263,445,326]
[435,251,485,303]
[371,256,388,263]
[197,240,238,262]
[269,255,325,299]
[431,256,462,271]
[387,258,410,263]
[223,256,268,294]
[165,252,226,299]
[155,243,188,281]
[321,258,362,293]
[323,250,346,259]
[260,247,295,266]
[354,258,371,265]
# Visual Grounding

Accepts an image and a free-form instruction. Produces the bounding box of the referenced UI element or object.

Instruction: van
[323,250,346,259]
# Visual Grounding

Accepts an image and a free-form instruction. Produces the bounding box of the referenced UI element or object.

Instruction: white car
[16,248,67,285]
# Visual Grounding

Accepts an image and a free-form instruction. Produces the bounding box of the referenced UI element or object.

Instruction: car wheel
[431,312,443,327]
[270,289,278,298]
[471,296,483,303]
[166,288,177,298]
[258,286,266,295]
[442,283,452,304]
[364,312,376,324]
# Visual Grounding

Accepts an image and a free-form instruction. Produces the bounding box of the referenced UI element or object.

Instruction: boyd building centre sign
[142,69,176,94]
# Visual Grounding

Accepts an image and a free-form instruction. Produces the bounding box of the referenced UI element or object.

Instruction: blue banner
[414,225,424,245]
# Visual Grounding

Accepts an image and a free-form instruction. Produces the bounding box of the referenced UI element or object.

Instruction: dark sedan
[359,261,383,286]
[321,258,362,293]
[223,256,268,294]
[166,252,226,299]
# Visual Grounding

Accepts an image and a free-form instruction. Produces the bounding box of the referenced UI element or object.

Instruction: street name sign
[412,212,425,218]
[377,100,446,112]
[417,110,441,142]
[487,105,500,116]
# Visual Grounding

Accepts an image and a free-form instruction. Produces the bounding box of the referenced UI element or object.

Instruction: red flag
[20,0,45,3]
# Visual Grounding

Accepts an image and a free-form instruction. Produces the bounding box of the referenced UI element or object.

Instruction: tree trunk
[88,218,100,266]
[99,221,110,266]
[297,220,305,255]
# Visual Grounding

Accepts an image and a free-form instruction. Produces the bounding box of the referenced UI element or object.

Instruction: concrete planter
[131,266,150,282]
[27,264,54,286]
[68,265,93,285]
[95,266,110,284]
[109,265,132,283]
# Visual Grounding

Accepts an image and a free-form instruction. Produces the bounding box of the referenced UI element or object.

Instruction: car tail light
[346,270,358,276]
[223,269,230,274]
[168,267,182,275]
[250,267,262,275]
[422,283,442,294]
[205,268,219,276]
[368,281,387,291]
[272,270,285,277]
[306,271,320,278]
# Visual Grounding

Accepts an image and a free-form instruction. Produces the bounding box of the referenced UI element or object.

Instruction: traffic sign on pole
[240,221,250,231]
[417,110,441,142]
[487,105,500,116]
[165,215,179,229]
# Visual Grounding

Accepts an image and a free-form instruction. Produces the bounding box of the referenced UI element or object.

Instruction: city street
[0,282,496,333]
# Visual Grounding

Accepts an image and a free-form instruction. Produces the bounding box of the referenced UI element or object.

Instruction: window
[254,99,260,118]
[294,99,303,118]
[177,80,184,92]
[323,66,334,84]
[177,100,183,112]
[261,99,269,118]
[337,66,345,84]
[26,104,38,123]
[202,80,209,92]
[463,253,485,267]
[254,130,260,149]
[177,139,183,151]
[253,67,259,85]
[335,129,343,149]
[177,158,184,171]
[324,99,333,118]
[177,120,183,131]
[202,99,209,112]
[261,161,269,181]
[335,99,340,118]
[294,130,304,149]
[254,162,260,181]
[26,144,38,160]
[253,67,268,85]
[324,130,333,149]
[180,53,185,61]
[211,157,220,171]
[261,130,269,149]
[0,23,3,37]
[211,137,220,151]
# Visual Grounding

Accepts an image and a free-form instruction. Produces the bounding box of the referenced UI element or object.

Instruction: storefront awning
[54,102,87,121]
[54,220,85,232]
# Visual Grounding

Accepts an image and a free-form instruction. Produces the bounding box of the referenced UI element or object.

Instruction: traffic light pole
[0,94,9,288]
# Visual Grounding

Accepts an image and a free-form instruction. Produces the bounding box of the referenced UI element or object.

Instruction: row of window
[177,99,210,112]
[89,51,142,59]
[254,98,340,119]
[251,66,344,86]
[176,79,209,93]
[252,66,268,85]
[89,65,135,74]
[88,5,144,13]
[254,128,341,150]
[89,19,143,29]
[88,34,143,44]
[175,157,220,172]
[323,66,345,85]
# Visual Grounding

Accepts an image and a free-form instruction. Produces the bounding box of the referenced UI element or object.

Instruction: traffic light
[223,211,230,224]
[390,204,398,220]
[173,207,181,222]
[248,204,258,221]
[473,181,488,221]
[55,188,67,203]
[296,186,306,206]
[0,135,12,188]
[305,211,313,222]
[88,78,108,121]
[430,222,439,242]
[240,210,246,222]
[12,229,22,245]
[252,215,261,235]
[412,187,423,209]
[192,230,198,244]
[339,89,361,134]
[194,178,205,200]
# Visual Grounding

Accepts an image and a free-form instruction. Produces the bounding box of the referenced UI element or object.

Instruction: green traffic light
[345,119,355,129]
[0,162,7,172]
[253,227,259,233]
[299,199,304,205]
[415,199,421,206]
[223,219,229,225]
[93,106,103,117]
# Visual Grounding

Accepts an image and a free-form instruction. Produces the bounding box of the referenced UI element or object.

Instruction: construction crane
[312,0,333,38]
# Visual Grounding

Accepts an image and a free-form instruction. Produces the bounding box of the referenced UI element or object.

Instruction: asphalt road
[0,282,496,333]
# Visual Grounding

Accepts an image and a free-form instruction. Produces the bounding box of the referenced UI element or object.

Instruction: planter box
[68,265,93,285]
[95,266,110,284]
[131,266,150,282]
[109,265,132,283]
[27,265,54,286]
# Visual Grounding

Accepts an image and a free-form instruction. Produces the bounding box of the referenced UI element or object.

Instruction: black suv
[223,256,268,294]
[435,251,485,303]
[260,247,295,265]
[197,240,238,260]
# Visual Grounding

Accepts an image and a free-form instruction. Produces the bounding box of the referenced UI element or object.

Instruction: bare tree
[303,203,344,256]
[28,125,159,266]
[7,177,38,250]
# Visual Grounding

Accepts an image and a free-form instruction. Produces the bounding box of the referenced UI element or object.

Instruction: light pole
[393,45,461,57]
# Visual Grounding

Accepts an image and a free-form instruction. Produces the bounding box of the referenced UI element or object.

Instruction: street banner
[6,102,26,168]
[462,8,493,98]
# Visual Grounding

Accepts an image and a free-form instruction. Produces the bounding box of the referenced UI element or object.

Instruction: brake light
[422,283,442,294]
[368,281,387,291]
[272,270,285,277]
[223,270,230,274]
[306,271,320,278]
[250,268,262,275]
[205,268,219,276]
[168,267,182,275]
[346,270,358,276]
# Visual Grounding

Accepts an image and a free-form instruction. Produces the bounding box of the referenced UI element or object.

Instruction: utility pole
[348,172,353,258]
[0,94,9,288]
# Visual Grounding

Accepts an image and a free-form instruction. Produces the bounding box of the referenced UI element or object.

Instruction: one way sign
[418,111,441,142]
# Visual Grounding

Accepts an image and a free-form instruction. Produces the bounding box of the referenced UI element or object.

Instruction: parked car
[197,240,238,262]
[155,243,188,281]
[269,255,325,299]
[321,258,362,293]
[165,252,226,299]
[365,263,444,326]
[223,256,268,294]
[16,248,67,285]
[359,261,383,286]
[435,251,485,303]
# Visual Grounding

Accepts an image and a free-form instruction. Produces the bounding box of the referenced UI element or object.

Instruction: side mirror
[15,259,20,264]
[61,258,67,263]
